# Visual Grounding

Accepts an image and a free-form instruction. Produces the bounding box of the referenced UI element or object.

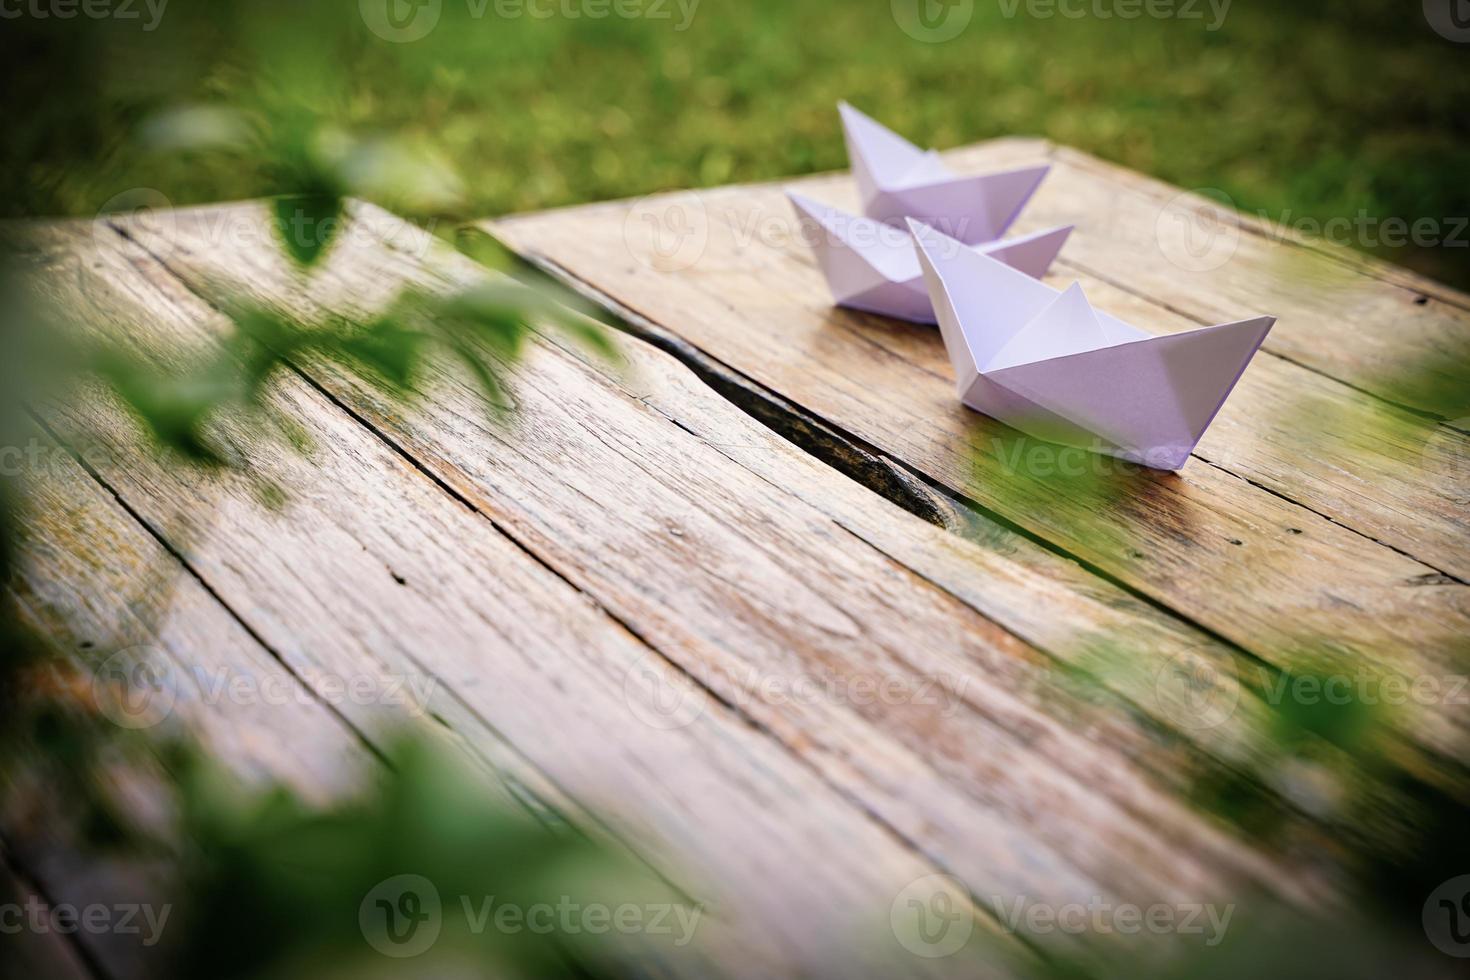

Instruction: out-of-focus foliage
[1,4,633,976]
[80,277,610,466]
[0,2,1466,977]
[163,737,669,979]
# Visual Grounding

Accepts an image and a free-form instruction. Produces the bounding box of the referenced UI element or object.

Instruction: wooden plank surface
[12,150,1465,976]
[18,196,1393,975]
[100,200,1338,923]
[2,418,372,979]
[1041,144,1470,422]
[21,220,1018,979]
[484,141,1470,770]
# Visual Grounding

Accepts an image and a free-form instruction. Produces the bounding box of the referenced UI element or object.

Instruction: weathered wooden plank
[89,204,1338,958]
[506,268,1467,799]
[487,140,1470,583]
[2,414,732,980]
[483,166,1470,759]
[1039,143,1470,421]
[24,219,1032,977]
[1,421,372,979]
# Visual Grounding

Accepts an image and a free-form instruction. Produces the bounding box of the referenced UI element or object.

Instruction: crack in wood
[95,215,1024,965]
[498,249,961,532]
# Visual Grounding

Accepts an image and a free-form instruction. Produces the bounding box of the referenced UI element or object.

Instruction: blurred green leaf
[271,193,342,268]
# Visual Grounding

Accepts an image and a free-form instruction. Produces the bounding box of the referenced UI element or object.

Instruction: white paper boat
[786,191,1073,323]
[840,101,1050,244]
[909,219,1275,471]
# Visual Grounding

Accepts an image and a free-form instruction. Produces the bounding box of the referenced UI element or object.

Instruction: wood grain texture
[1041,144,1470,421]
[486,139,1470,583]
[2,419,372,980]
[22,219,1026,979]
[483,145,1470,765]
[908,139,1470,577]
[80,202,1358,962]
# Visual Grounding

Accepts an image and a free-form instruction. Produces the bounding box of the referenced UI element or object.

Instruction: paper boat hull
[910,217,1275,471]
[837,103,1052,246]
[973,316,1275,470]
[787,191,1071,324]
[861,166,1052,246]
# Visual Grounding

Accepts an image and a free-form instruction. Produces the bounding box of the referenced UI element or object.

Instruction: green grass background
[11,0,1470,285]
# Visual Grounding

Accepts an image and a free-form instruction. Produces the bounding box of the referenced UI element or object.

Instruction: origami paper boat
[840,101,1051,244]
[908,219,1275,471]
[786,190,1073,323]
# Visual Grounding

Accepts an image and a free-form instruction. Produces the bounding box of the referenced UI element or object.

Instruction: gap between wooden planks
[110,194,1468,823]
[16,221,1036,980]
[100,197,1462,878]
[487,138,1470,578]
[483,140,1470,765]
[24,200,1380,972]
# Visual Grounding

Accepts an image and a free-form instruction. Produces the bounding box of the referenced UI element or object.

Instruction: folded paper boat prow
[787,190,1072,324]
[838,101,936,201]
[838,102,1051,244]
[908,218,1275,471]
